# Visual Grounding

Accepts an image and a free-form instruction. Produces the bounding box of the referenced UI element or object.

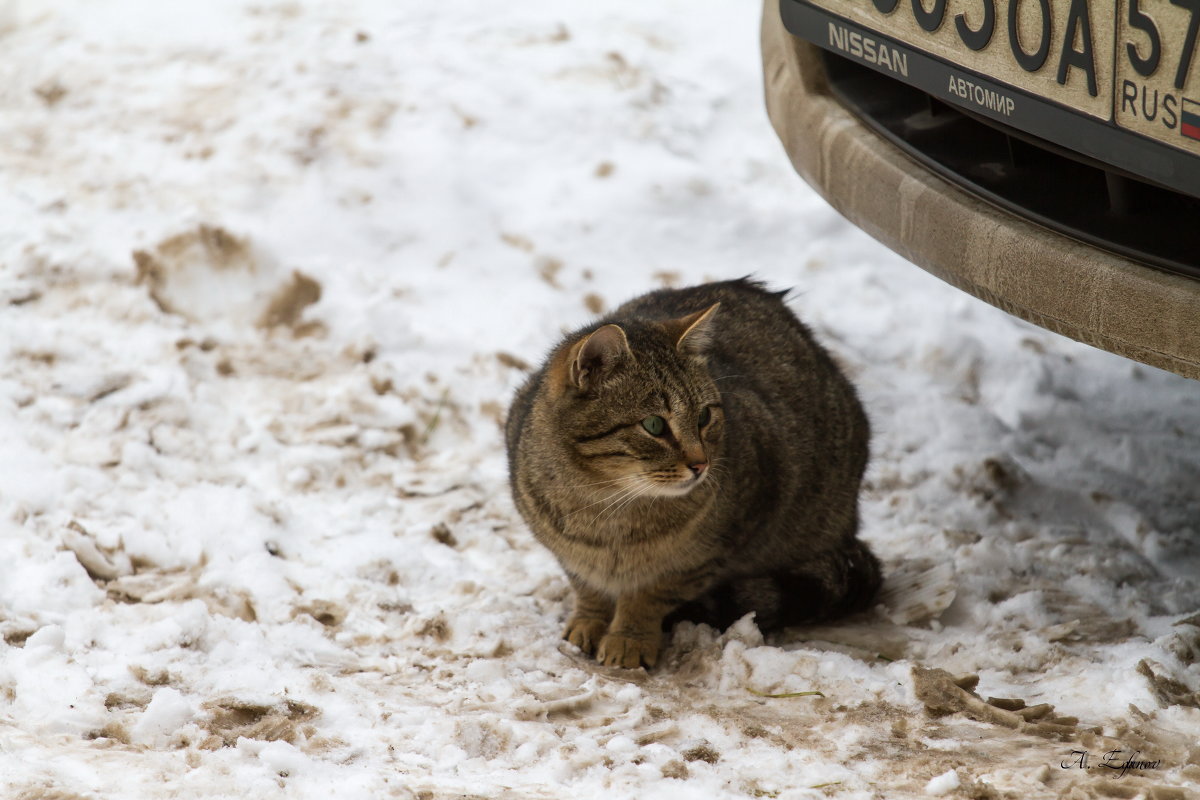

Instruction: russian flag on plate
[1183,98,1200,142]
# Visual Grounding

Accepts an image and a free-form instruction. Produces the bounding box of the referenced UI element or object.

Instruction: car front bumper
[762,0,1200,380]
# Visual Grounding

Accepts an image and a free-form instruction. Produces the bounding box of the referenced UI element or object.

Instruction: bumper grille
[822,51,1200,280]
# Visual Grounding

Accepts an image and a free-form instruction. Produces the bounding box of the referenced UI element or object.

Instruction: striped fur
[506,279,881,668]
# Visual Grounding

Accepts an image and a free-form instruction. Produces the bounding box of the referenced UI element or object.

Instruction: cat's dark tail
[666,538,882,633]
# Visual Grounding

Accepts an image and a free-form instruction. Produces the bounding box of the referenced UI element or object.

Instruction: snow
[1,0,1198,798]
[130,688,196,748]
[924,769,959,796]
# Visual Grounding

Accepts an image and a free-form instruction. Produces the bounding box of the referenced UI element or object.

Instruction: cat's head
[546,303,723,497]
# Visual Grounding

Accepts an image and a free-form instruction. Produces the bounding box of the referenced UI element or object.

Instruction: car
[762,0,1200,379]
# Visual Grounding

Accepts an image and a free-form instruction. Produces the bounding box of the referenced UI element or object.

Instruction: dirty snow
[1,1,1199,798]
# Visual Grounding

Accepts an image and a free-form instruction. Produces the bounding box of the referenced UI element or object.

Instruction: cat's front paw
[563,616,609,656]
[596,632,659,669]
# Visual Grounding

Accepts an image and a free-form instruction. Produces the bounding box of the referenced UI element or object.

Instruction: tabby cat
[505,279,880,668]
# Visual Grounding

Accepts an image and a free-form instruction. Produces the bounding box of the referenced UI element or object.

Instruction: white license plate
[805,0,1200,157]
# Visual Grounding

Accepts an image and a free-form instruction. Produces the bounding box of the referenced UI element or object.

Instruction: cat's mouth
[645,471,706,497]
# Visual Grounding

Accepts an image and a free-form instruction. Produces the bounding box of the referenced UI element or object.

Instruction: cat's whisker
[562,475,643,490]
[594,480,644,513]
[558,477,643,523]
[601,481,653,522]
[710,478,728,501]
[642,486,667,519]
[589,481,649,527]
[705,462,731,498]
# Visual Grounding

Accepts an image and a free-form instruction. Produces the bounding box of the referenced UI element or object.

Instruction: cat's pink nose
[688,461,708,477]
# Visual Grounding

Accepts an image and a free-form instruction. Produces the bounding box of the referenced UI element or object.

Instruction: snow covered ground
[1,1,1199,797]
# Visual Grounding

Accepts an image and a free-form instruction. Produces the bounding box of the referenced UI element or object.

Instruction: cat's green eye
[641,415,666,436]
[698,407,712,428]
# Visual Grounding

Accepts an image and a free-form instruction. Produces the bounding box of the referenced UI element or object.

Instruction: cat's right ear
[672,302,720,356]
[567,324,631,392]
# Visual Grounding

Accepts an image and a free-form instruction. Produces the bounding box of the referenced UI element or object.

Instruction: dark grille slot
[821,51,1200,280]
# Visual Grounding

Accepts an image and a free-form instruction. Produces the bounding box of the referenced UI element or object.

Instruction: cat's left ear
[671,302,720,356]
[568,324,632,392]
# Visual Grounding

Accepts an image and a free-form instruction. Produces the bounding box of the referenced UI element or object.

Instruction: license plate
[801,0,1200,160]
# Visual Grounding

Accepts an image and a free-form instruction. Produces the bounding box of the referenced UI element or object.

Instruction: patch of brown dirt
[135,225,257,315]
[536,256,562,288]
[129,665,175,687]
[1137,659,1200,709]
[681,743,719,763]
[200,697,320,748]
[414,613,451,642]
[107,569,257,622]
[913,666,1082,739]
[495,351,530,371]
[14,785,94,800]
[258,270,322,330]
[133,225,321,334]
[291,600,346,627]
